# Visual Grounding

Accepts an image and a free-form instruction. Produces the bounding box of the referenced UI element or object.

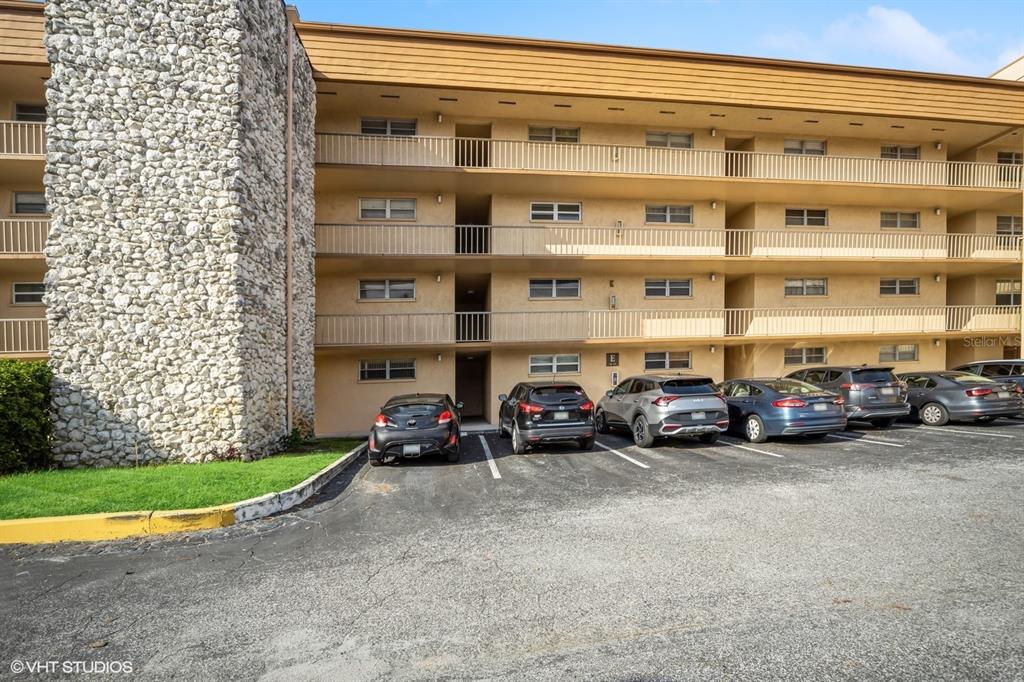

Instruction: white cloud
[996,42,1024,70]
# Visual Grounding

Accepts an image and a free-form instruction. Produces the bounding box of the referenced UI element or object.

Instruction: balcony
[315,134,1023,191]
[0,121,46,159]
[314,305,1021,347]
[0,319,48,355]
[1,218,49,255]
[315,225,1022,262]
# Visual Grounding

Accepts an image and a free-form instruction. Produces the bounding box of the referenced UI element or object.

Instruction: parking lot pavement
[2,418,1023,680]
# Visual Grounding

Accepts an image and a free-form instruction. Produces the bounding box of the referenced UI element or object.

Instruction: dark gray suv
[785,365,910,428]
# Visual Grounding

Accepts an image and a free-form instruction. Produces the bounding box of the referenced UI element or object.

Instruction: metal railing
[315,224,1022,261]
[315,306,1020,346]
[0,121,46,158]
[0,319,48,354]
[315,133,1023,190]
[0,219,49,254]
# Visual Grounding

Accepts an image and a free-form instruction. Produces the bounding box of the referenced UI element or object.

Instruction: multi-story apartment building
[1,0,1022,454]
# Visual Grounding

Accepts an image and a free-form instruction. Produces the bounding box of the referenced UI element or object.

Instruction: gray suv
[596,374,729,447]
[786,365,910,428]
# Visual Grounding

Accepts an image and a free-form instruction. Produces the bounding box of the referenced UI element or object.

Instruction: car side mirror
[455,401,464,409]
[497,394,507,402]
[604,389,613,398]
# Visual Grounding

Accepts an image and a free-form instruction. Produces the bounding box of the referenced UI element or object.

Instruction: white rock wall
[43,0,315,467]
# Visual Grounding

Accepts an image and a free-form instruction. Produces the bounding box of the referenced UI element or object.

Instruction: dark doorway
[455,273,490,342]
[455,194,491,254]
[455,123,491,167]
[456,352,488,419]
[725,137,754,178]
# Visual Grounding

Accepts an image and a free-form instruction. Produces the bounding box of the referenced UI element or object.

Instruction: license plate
[553,411,569,421]
[402,444,420,455]
[691,412,706,420]
[814,403,828,411]
[999,391,1011,399]
[880,387,896,395]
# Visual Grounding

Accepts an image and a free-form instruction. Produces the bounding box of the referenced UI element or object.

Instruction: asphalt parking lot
[2,418,1023,680]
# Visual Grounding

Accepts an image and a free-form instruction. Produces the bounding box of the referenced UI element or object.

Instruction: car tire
[918,403,948,427]
[511,422,527,454]
[498,419,510,438]
[744,415,767,443]
[698,432,720,445]
[632,415,655,448]
[595,410,610,434]
[447,447,460,463]
[579,435,595,450]
[871,417,899,429]
[368,457,384,467]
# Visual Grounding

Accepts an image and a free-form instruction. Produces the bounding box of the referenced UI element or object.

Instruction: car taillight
[518,403,544,414]
[965,387,993,397]
[772,398,807,408]
[580,400,594,412]
[833,396,846,406]
[840,383,872,390]
[447,433,458,445]
[437,410,453,425]
[374,413,389,427]
[652,396,680,406]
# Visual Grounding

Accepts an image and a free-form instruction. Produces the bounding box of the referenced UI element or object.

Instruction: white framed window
[528,126,579,143]
[645,278,692,297]
[646,131,693,149]
[359,359,416,381]
[358,279,415,301]
[360,118,416,136]
[880,278,919,296]
[13,192,46,215]
[644,351,691,370]
[785,208,828,227]
[996,279,1021,306]
[881,145,921,160]
[12,282,44,305]
[784,347,827,365]
[996,216,1022,236]
[645,204,692,224]
[784,139,826,155]
[879,344,918,362]
[358,198,416,221]
[529,278,580,299]
[997,151,1023,165]
[784,278,828,296]
[529,354,580,375]
[529,202,581,222]
[14,103,46,122]
[880,211,919,229]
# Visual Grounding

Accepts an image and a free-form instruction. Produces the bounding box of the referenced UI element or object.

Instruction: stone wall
[44,0,315,467]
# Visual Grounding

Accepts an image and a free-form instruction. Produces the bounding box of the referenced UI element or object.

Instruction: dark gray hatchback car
[950,360,1024,392]
[785,365,910,428]
[897,371,1022,425]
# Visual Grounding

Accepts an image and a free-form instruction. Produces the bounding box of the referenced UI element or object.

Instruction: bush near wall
[0,360,53,474]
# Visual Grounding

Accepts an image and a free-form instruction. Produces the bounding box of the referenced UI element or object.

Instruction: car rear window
[941,372,996,384]
[761,379,825,395]
[530,385,585,403]
[850,369,897,383]
[383,403,443,417]
[660,378,718,395]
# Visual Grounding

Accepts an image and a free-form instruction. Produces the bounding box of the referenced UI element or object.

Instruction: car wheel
[595,410,610,434]
[632,416,654,448]
[511,422,527,454]
[918,403,948,427]
[447,446,460,463]
[975,416,996,424]
[498,418,510,438]
[698,432,719,445]
[579,435,595,450]
[871,417,899,429]
[744,415,767,443]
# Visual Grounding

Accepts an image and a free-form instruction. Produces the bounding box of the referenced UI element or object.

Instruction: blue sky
[291,0,1024,76]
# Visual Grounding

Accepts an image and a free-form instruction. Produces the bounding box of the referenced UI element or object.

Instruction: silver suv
[596,374,729,447]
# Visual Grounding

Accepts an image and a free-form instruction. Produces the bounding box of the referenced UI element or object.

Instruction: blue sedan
[719,377,848,443]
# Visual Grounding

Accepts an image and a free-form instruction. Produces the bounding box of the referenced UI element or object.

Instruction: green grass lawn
[0,438,362,520]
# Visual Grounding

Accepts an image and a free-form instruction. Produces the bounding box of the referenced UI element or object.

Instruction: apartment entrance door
[455,123,491,167]
[456,352,489,419]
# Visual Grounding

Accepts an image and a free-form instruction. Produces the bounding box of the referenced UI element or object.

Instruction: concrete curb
[0,444,365,545]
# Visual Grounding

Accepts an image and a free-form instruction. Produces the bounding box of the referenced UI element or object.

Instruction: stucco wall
[730,338,947,378]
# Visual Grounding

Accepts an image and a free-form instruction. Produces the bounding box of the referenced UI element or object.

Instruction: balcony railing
[315,224,1022,261]
[315,134,1023,190]
[315,306,1020,346]
[0,121,46,158]
[0,319,48,354]
[0,219,49,254]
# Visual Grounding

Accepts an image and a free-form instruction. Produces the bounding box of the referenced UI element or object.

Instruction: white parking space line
[595,441,650,469]
[826,433,905,448]
[918,425,1017,439]
[477,435,502,479]
[721,442,785,458]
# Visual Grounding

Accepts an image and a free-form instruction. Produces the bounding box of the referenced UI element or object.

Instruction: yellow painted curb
[149,505,236,535]
[0,505,236,545]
